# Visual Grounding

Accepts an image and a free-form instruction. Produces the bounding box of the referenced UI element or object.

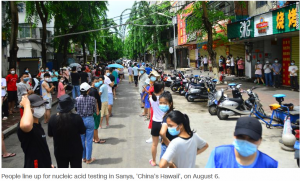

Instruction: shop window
[256,1,267,8]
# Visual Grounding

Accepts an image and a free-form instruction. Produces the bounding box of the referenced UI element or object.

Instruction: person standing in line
[230,54,235,75]
[272,58,282,88]
[18,94,53,168]
[86,68,92,84]
[6,67,18,115]
[119,68,124,82]
[105,68,115,117]
[205,117,278,168]
[145,64,152,75]
[289,60,299,91]
[2,77,9,120]
[2,132,16,158]
[57,77,67,98]
[142,79,151,120]
[48,94,86,168]
[226,56,231,76]
[132,63,139,87]
[146,74,157,143]
[237,58,245,77]
[255,60,265,85]
[159,111,208,168]
[203,55,208,71]
[208,56,212,72]
[99,75,110,129]
[149,81,165,166]
[80,67,89,84]
[42,73,55,124]
[263,61,273,87]
[112,68,118,99]
[200,56,204,71]
[76,82,97,164]
[61,67,70,82]
[128,64,133,84]
[51,69,59,93]
[17,72,34,117]
[89,77,106,143]
[218,56,224,73]
[71,66,81,98]
[24,67,32,84]
[222,56,226,74]
[235,57,239,77]
[37,67,45,80]
[138,68,148,110]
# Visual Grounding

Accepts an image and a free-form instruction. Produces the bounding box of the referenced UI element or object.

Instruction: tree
[9,1,19,69]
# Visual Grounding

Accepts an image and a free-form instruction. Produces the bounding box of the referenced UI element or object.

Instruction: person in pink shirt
[255,60,265,85]
[57,77,67,98]
[237,58,245,77]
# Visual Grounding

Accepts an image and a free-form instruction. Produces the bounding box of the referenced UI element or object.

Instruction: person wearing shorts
[99,75,110,128]
[42,73,55,124]
[6,67,18,115]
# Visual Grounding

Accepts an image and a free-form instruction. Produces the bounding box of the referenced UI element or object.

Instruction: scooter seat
[228,98,243,104]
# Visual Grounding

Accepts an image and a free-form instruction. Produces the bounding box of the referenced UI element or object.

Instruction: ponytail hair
[152,81,165,101]
[160,91,174,118]
[166,110,195,136]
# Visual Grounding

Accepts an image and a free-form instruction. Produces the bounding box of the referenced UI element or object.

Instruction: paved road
[2,71,298,168]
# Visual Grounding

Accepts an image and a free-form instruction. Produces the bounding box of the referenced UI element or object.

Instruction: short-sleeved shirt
[6,74,18,91]
[144,85,150,103]
[238,60,244,69]
[161,116,178,145]
[255,64,263,75]
[17,82,31,102]
[112,71,118,85]
[17,123,52,168]
[99,84,108,103]
[145,67,152,75]
[203,57,208,64]
[42,81,52,100]
[230,58,235,66]
[264,64,272,74]
[80,72,89,83]
[132,66,139,76]
[104,76,113,94]
[76,95,97,117]
[51,71,59,82]
[89,87,101,110]
[162,133,207,168]
[288,65,298,76]
[128,67,133,75]
[71,72,80,85]
[149,95,164,122]
[272,63,282,75]
[1,78,7,97]
[48,113,86,157]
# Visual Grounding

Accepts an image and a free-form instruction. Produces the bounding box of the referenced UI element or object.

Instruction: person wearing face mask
[17,94,53,168]
[272,58,282,88]
[17,72,34,117]
[255,60,265,85]
[41,73,55,124]
[6,67,19,115]
[263,61,273,87]
[76,82,97,164]
[158,91,175,159]
[37,67,45,80]
[149,81,165,166]
[289,60,299,91]
[88,77,105,144]
[24,67,32,84]
[105,68,115,117]
[132,63,139,87]
[205,117,278,168]
[142,79,151,120]
[99,75,110,129]
[138,68,148,109]
[51,69,59,93]
[57,77,67,98]
[159,111,208,168]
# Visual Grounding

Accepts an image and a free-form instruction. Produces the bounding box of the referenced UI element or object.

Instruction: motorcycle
[170,71,185,92]
[185,75,209,102]
[216,86,260,120]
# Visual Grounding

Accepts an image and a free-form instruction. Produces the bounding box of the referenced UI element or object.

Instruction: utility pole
[173,16,177,70]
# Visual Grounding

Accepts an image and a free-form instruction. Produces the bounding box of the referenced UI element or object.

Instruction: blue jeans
[81,116,94,160]
[72,85,80,99]
[264,73,273,86]
[160,144,167,160]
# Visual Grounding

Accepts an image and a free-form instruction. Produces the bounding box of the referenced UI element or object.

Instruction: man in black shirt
[88,77,106,144]
[17,94,52,168]
[80,67,89,84]
[70,66,81,99]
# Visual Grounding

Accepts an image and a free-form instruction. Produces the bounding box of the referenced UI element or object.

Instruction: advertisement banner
[272,4,299,34]
[282,38,291,85]
[177,3,193,46]
[254,12,273,37]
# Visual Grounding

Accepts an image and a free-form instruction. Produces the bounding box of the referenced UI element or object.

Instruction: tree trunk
[81,36,86,64]
[9,1,19,69]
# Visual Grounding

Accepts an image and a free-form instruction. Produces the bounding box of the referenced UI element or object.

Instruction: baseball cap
[28,94,48,107]
[80,82,91,91]
[234,117,262,141]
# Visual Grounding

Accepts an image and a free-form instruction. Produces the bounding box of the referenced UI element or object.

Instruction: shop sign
[282,38,291,85]
[227,18,254,40]
[254,12,273,37]
[273,4,299,34]
[177,3,193,46]
[240,20,251,38]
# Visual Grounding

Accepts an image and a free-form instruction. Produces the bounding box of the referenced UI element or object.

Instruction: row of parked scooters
[159,70,266,120]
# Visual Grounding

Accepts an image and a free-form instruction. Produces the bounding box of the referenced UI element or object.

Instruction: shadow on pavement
[87,157,123,165]
[106,124,126,129]
[104,137,127,145]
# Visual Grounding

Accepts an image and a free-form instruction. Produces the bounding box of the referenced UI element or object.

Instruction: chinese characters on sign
[276,12,284,29]
[288,8,297,28]
[282,38,291,85]
[177,3,193,45]
[240,20,251,38]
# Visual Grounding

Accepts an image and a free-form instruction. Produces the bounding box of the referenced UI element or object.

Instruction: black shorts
[151,121,162,137]
[219,67,224,72]
[7,91,18,102]
[112,84,117,90]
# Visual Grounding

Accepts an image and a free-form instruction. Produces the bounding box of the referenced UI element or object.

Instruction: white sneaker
[146,137,153,143]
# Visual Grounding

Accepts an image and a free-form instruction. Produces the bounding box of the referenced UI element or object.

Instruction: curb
[3,91,71,138]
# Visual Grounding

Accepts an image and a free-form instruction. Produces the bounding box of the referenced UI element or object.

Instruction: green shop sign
[273,3,299,34]
[227,18,254,40]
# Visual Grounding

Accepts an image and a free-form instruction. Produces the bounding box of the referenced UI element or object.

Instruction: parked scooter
[185,75,208,102]
[170,71,185,92]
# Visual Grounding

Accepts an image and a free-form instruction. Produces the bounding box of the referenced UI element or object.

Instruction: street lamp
[133,12,177,70]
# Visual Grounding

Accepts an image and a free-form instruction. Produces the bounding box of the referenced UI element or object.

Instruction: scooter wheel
[187,95,194,102]
[208,105,217,115]
[217,109,229,120]
[171,86,177,92]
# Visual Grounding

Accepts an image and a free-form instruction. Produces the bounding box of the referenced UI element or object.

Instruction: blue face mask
[275,60,278,63]
[41,69,44,72]
[291,63,295,65]
[257,62,260,64]
[168,126,180,136]
[25,70,29,73]
[95,82,101,88]
[159,104,170,112]
[106,73,110,76]
[150,76,156,82]
[23,78,30,82]
[233,139,258,157]
[140,71,144,74]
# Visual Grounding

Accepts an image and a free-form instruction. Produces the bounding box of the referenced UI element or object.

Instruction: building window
[19,24,31,38]
[256,1,267,8]
[32,50,37,57]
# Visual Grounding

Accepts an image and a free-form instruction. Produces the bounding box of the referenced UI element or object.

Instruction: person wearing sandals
[138,67,148,109]
[159,111,208,168]
[158,91,175,159]
[76,82,97,164]
[141,79,151,121]
[149,81,165,166]
[48,94,86,168]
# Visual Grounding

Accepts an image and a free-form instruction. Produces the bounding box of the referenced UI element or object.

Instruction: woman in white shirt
[149,81,165,166]
[159,111,209,168]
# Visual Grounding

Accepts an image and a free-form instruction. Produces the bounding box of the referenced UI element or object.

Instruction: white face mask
[33,106,45,118]
[60,79,64,82]
[11,71,15,74]
[45,78,51,82]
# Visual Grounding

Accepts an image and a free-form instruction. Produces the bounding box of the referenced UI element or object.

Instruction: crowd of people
[1,58,296,168]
